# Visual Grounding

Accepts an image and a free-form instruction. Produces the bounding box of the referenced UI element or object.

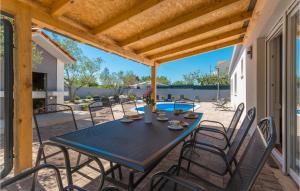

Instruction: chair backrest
[121,100,138,116]
[226,103,245,141]
[93,96,101,102]
[89,100,115,126]
[0,164,65,191]
[174,98,195,112]
[226,107,256,164]
[33,104,78,144]
[226,117,276,191]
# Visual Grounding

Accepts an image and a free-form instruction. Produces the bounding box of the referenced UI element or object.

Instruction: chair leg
[31,146,44,191]
[118,165,123,180]
[110,161,115,179]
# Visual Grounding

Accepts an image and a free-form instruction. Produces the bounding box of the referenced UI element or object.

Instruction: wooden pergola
[1,0,264,173]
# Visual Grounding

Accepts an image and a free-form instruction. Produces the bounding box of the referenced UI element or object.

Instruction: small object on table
[180,121,189,127]
[120,115,133,123]
[157,116,168,121]
[168,120,183,130]
[174,109,183,115]
[184,111,198,119]
[130,114,143,120]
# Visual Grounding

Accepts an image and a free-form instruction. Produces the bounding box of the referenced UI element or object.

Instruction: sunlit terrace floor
[1,102,298,191]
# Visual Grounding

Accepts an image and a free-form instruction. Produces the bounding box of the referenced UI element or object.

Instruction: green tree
[52,35,102,101]
[100,69,139,95]
[141,75,171,85]
[183,70,201,85]
[0,15,43,68]
[99,67,112,87]
[198,74,230,86]
[172,80,186,85]
[120,71,139,86]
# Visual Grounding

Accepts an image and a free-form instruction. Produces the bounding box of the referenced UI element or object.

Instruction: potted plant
[143,89,155,123]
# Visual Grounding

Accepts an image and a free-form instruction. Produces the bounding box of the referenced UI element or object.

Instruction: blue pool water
[137,103,194,112]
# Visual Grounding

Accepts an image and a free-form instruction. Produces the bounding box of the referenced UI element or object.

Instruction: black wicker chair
[180,107,256,177]
[33,104,94,173]
[120,100,138,116]
[174,98,195,112]
[33,104,121,188]
[193,103,244,150]
[150,116,276,191]
[89,98,115,126]
[0,163,119,191]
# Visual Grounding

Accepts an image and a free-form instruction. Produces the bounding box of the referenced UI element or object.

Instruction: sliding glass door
[287,3,300,184]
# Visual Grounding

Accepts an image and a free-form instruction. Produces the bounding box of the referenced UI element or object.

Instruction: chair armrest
[181,140,233,175]
[150,171,204,191]
[199,120,226,132]
[194,127,230,148]
[0,164,64,190]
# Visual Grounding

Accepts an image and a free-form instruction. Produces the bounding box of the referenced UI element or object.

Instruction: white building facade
[230,0,300,185]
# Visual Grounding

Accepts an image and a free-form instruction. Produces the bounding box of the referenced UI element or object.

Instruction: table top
[50,112,203,172]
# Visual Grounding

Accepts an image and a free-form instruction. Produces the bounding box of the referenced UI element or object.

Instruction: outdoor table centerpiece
[143,89,155,123]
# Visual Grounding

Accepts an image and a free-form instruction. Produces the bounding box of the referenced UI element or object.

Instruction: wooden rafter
[156,38,243,63]
[148,27,247,60]
[92,0,163,35]
[120,0,240,46]
[3,0,155,66]
[50,0,73,17]
[136,11,252,54]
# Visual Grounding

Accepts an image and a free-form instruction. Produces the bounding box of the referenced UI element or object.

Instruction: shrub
[75,96,80,100]
[82,104,89,111]
[85,95,92,99]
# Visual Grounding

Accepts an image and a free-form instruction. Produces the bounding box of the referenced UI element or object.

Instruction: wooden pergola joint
[92,0,163,35]
[156,38,243,63]
[136,11,253,55]
[50,0,73,17]
[148,27,247,60]
[120,0,240,46]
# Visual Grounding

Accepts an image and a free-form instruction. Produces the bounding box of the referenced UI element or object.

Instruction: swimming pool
[137,103,198,112]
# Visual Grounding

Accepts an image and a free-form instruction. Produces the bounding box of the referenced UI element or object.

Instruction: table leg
[128,171,135,191]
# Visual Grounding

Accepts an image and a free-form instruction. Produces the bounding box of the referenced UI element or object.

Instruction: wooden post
[151,65,157,111]
[14,3,33,174]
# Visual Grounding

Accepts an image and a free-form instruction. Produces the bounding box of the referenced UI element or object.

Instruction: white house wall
[56,59,65,104]
[231,0,295,126]
[230,50,247,118]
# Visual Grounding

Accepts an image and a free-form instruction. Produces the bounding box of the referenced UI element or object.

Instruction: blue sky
[78,43,234,82]
[46,30,234,82]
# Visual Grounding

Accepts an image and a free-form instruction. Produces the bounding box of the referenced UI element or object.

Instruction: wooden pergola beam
[14,2,33,173]
[136,11,252,54]
[50,0,73,17]
[149,27,247,60]
[92,0,163,35]
[157,38,243,63]
[151,65,157,111]
[4,0,154,66]
[120,0,239,46]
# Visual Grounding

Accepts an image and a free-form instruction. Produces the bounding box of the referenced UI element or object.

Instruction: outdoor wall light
[247,45,253,59]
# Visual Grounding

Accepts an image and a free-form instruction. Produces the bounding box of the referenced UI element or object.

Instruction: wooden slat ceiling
[12,0,257,66]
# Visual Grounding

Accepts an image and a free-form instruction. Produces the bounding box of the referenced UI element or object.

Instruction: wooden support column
[151,65,157,111]
[14,3,33,174]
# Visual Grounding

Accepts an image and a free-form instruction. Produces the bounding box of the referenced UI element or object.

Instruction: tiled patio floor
[1,102,299,191]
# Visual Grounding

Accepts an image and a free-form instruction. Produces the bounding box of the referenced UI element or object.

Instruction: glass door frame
[286,1,300,185]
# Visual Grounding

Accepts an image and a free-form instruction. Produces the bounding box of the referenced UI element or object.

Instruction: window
[241,59,244,79]
[230,79,233,95]
[234,73,237,95]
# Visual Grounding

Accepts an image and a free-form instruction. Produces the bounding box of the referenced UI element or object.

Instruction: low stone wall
[72,86,230,102]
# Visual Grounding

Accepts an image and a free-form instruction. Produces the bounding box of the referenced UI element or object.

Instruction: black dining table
[50,111,203,191]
